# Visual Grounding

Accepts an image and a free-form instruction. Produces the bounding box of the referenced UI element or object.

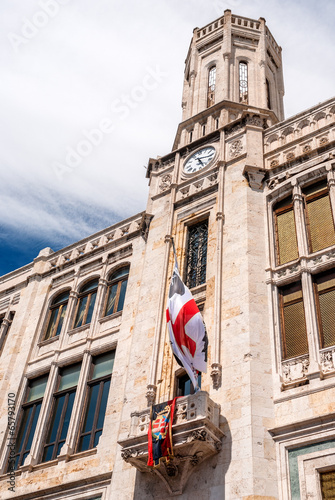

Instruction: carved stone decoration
[320,349,335,374]
[159,173,172,192]
[281,356,310,385]
[319,137,329,146]
[303,144,311,153]
[211,362,222,388]
[139,213,154,242]
[243,165,266,190]
[193,179,204,191]
[229,139,243,158]
[286,152,295,161]
[180,186,190,198]
[146,384,157,407]
[118,391,223,496]
[246,115,263,127]
[270,159,279,168]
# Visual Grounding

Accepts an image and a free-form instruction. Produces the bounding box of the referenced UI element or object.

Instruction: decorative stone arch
[297,119,310,131]
[106,261,131,282]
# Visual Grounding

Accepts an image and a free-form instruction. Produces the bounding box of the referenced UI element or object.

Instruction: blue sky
[1,0,334,276]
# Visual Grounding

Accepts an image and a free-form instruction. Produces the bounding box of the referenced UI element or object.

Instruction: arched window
[44,291,69,340]
[73,279,99,329]
[207,66,216,107]
[104,267,129,316]
[239,61,248,104]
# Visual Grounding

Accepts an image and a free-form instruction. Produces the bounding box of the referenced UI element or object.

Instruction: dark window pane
[74,296,88,328]
[83,384,100,433]
[22,452,29,467]
[25,404,41,450]
[92,352,115,380]
[57,441,65,456]
[117,280,128,312]
[16,407,32,454]
[80,280,99,294]
[55,304,67,337]
[48,396,65,444]
[85,292,97,324]
[96,380,110,429]
[42,445,54,462]
[45,308,58,339]
[110,267,129,280]
[78,434,91,452]
[52,291,69,305]
[106,284,118,316]
[60,392,75,441]
[186,221,208,288]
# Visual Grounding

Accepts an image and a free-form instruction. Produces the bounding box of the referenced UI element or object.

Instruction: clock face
[183,146,216,174]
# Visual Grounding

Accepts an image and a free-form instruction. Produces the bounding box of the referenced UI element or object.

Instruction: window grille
[314,270,335,349]
[207,66,216,107]
[320,470,335,499]
[279,282,308,359]
[185,220,208,289]
[239,62,248,103]
[303,181,335,253]
[274,196,299,265]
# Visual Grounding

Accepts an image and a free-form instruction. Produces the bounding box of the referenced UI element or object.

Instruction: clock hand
[196,158,204,165]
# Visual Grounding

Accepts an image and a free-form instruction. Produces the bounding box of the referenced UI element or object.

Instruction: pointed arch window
[207,66,216,108]
[73,279,99,329]
[239,61,248,104]
[44,291,69,340]
[104,267,129,316]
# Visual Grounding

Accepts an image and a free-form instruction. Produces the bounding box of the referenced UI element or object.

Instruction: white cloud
[0,0,334,259]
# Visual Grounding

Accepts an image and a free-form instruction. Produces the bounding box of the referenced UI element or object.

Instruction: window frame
[303,181,335,254]
[104,267,129,317]
[239,61,248,104]
[44,290,70,340]
[76,352,114,453]
[185,218,209,289]
[313,269,335,350]
[11,375,48,471]
[73,279,99,329]
[41,364,81,463]
[279,281,308,360]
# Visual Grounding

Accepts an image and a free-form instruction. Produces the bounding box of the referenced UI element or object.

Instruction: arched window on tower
[207,66,216,108]
[266,78,271,109]
[239,61,248,104]
[44,291,69,340]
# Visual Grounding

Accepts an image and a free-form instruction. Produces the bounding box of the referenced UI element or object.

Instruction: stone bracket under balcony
[118,391,224,496]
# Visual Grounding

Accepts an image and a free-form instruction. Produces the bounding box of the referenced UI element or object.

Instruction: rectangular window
[239,61,248,104]
[12,375,48,470]
[274,196,299,265]
[314,269,335,349]
[42,363,81,462]
[185,220,208,289]
[303,181,335,253]
[279,282,308,359]
[77,351,115,452]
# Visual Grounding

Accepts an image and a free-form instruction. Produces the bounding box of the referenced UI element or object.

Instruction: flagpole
[170,237,178,268]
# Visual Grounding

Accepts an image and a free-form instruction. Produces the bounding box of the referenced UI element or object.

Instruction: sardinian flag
[166,254,208,392]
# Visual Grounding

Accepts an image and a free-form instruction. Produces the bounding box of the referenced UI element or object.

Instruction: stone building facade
[1,9,335,500]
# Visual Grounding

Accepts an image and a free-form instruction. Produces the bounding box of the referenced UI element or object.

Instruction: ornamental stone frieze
[118,391,224,496]
[281,355,310,388]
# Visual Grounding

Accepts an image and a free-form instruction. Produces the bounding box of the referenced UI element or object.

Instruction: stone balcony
[118,391,224,496]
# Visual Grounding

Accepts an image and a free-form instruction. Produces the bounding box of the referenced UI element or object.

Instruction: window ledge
[68,324,90,336]
[37,335,59,347]
[68,447,98,461]
[98,311,122,324]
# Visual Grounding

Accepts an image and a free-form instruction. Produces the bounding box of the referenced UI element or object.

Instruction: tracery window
[207,66,216,108]
[73,279,98,329]
[185,220,208,289]
[279,282,308,360]
[42,363,81,462]
[274,196,299,265]
[77,351,115,452]
[303,181,335,253]
[239,61,248,104]
[314,269,335,349]
[104,267,129,317]
[44,291,69,340]
[12,374,48,470]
